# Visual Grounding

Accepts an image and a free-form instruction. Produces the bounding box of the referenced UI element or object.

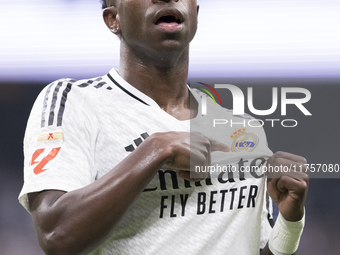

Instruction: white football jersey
[19,68,274,255]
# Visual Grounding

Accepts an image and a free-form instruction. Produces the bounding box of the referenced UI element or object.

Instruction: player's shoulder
[45,76,109,93]
[72,76,109,92]
[31,76,108,122]
[38,75,110,103]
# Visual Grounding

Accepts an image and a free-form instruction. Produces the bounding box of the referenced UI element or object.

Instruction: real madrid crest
[230,128,259,152]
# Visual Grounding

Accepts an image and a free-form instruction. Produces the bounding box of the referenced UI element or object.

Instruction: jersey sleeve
[18,79,98,212]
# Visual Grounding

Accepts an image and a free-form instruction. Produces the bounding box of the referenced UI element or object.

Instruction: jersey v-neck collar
[105,68,202,122]
[106,68,162,109]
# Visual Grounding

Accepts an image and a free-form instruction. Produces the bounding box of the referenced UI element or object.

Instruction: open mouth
[156,15,182,25]
[153,9,185,33]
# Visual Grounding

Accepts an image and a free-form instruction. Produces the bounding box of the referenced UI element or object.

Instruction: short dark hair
[100,0,107,9]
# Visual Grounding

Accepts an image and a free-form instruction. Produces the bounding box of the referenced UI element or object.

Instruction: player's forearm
[29,133,172,255]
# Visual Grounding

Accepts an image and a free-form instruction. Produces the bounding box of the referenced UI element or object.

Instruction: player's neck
[118,45,195,120]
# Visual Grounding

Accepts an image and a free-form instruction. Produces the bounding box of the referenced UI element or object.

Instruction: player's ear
[103,6,121,36]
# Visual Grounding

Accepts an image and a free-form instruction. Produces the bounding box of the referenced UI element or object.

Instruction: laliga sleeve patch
[30,147,61,175]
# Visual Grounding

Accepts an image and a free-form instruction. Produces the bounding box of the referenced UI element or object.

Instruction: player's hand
[159,132,229,182]
[267,151,309,221]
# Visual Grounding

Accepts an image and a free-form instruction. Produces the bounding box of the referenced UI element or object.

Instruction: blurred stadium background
[0,0,339,254]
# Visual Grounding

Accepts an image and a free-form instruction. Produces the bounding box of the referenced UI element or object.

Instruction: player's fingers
[267,172,308,194]
[267,166,308,180]
[177,170,205,182]
[268,172,308,198]
[267,151,307,166]
[209,138,230,152]
[267,157,308,180]
[191,132,229,152]
[276,175,308,198]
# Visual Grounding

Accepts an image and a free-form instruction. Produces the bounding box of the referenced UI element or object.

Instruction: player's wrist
[269,208,305,255]
[280,205,305,222]
[146,132,176,163]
